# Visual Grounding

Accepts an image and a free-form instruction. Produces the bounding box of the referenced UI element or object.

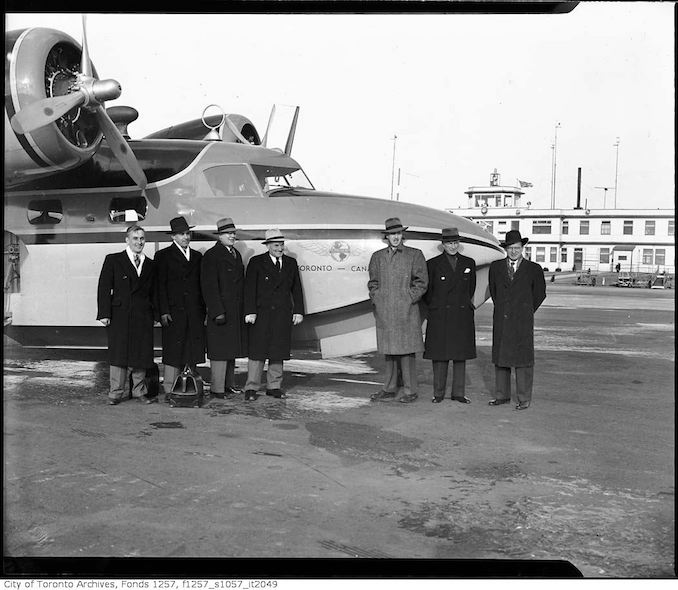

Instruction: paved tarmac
[2,285,675,577]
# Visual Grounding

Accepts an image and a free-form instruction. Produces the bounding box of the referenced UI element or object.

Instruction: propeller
[10,15,147,190]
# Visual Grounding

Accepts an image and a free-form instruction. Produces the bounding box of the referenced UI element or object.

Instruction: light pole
[594,186,613,209]
[390,134,398,200]
[550,122,561,209]
[613,137,620,208]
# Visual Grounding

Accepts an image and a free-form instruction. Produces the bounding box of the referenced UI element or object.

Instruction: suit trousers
[432,360,466,398]
[209,360,237,394]
[494,365,534,404]
[383,353,418,397]
[109,365,147,401]
[245,359,283,391]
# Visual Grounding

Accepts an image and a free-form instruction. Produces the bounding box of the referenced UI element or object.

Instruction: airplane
[4,20,505,359]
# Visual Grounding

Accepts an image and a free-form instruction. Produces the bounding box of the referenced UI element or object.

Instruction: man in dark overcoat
[97,225,158,405]
[155,216,206,400]
[200,217,247,398]
[488,229,546,410]
[368,217,428,404]
[423,227,477,404]
[243,229,305,401]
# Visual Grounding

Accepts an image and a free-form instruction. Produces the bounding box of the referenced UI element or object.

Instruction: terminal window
[536,247,545,262]
[623,220,633,235]
[532,220,552,234]
[600,248,610,264]
[562,220,569,234]
[580,220,590,235]
[561,247,567,263]
[668,220,675,236]
[601,221,611,235]
[642,249,653,265]
[655,249,665,266]
[645,220,656,236]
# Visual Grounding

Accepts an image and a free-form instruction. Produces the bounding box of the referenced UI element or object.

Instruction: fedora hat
[382,217,408,234]
[167,216,194,234]
[213,217,237,234]
[441,227,461,243]
[501,229,529,248]
[262,228,285,244]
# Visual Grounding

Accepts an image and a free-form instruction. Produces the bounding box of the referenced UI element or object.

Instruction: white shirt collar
[269,254,282,267]
[126,247,145,274]
[173,240,190,261]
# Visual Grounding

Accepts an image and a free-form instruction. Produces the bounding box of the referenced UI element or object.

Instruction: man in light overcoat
[243,229,305,401]
[488,229,546,410]
[368,217,428,404]
[96,225,158,405]
[201,217,247,398]
[423,227,477,404]
[155,216,206,400]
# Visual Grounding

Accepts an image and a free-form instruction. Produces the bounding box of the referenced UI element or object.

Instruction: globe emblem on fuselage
[329,241,351,262]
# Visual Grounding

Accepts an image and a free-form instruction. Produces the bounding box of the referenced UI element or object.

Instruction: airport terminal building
[447,170,675,275]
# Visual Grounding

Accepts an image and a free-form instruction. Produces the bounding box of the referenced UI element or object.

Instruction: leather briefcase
[168,365,204,408]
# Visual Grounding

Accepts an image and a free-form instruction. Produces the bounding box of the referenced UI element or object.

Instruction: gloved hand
[215,314,227,325]
[245,314,257,324]
[160,314,172,327]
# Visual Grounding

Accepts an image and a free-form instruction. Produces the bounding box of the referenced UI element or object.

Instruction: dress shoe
[451,396,472,404]
[244,390,258,401]
[515,401,531,411]
[108,398,121,405]
[140,395,158,404]
[266,389,287,399]
[431,396,444,403]
[225,386,243,395]
[211,391,226,399]
[398,393,418,404]
[488,398,511,406]
[370,390,396,402]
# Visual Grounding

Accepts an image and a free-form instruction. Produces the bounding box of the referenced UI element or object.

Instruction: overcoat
[488,257,546,367]
[423,253,477,361]
[96,251,157,368]
[244,253,305,361]
[155,243,206,367]
[200,241,247,360]
[367,244,428,355]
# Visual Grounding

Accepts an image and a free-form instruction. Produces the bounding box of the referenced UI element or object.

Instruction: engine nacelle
[4,28,103,188]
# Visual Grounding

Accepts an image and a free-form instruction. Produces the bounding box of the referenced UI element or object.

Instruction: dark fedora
[167,216,194,234]
[382,217,408,234]
[213,217,237,234]
[441,227,461,242]
[501,229,529,248]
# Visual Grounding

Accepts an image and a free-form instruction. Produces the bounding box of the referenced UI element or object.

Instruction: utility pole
[390,134,397,200]
[594,186,613,209]
[550,122,561,209]
[613,137,620,208]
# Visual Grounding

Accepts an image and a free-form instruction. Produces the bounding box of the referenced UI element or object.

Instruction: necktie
[450,255,457,271]
[229,248,236,259]
[134,254,141,269]
[275,257,281,272]
[509,261,515,280]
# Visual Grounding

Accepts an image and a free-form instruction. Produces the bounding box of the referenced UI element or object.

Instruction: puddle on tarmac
[306,420,424,465]
[149,422,185,429]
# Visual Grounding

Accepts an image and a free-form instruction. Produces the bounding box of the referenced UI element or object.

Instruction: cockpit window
[203,164,262,197]
[264,168,314,192]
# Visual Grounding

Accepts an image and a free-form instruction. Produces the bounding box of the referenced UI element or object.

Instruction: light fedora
[262,228,285,244]
[213,217,237,234]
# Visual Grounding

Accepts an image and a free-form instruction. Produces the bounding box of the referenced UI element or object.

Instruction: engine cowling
[4,28,103,187]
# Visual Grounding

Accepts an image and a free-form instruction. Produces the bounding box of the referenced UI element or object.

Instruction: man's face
[442,240,460,255]
[386,232,402,248]
[126,230,145,254]
[267,241,285,258]
[173,231,191,249]
[218,231,237,247]
[506,243,523,261]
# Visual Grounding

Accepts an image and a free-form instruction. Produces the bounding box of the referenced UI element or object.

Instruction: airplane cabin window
[204,165,261,197]
[27,200,64,225]
[108,196,148,223]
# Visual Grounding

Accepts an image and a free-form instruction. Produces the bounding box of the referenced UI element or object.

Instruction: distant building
[448,169,675,274]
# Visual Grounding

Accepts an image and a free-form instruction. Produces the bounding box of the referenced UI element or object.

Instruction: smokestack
[576,167,582,209]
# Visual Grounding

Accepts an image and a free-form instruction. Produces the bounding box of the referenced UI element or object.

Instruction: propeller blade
[224,115,251,145]
[80,14,93,78]
[94,105,147,190]
[11,92,86,135]
[284,106,300,156]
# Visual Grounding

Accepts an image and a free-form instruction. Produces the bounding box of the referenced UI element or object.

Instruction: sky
[6,4,675,212]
